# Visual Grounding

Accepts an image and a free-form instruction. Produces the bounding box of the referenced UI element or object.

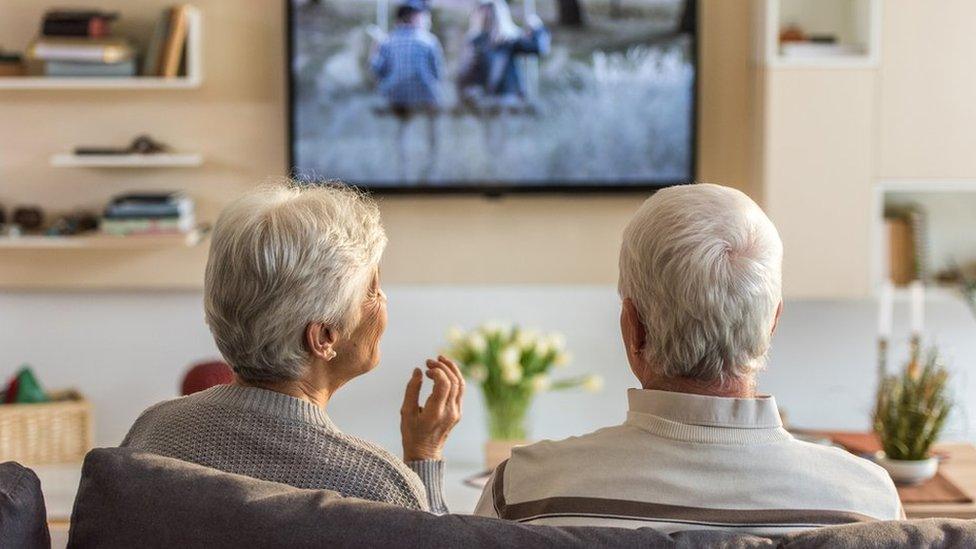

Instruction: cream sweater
[475,389,902,536]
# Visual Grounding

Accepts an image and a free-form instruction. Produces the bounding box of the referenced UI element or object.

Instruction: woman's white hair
[618,183,783,385]
[204,182,387,383]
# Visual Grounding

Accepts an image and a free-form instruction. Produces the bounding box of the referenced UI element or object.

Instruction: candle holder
[877,337,888,383]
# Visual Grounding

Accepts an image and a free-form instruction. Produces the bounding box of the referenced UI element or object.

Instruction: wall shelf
[0,6,203,91]
[758,0,881,69]
[871,180,976,299]
[0,227,208,251]
[51,153,203,168]
[0,76,201,90]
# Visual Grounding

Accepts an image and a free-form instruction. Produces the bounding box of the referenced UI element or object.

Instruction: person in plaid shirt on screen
[371,0,444,113]
[370,0,444,182]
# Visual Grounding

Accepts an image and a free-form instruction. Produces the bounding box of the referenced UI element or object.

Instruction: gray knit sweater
[121,384,447,514]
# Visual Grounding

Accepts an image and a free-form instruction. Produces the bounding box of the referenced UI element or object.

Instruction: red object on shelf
[181,360,234,396]
[3,376,19,404]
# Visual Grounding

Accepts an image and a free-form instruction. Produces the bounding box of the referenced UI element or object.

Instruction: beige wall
[0,0,755,289]
[877,0,976,179]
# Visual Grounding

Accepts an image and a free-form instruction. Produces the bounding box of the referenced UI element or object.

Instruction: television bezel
[284,0,699,195]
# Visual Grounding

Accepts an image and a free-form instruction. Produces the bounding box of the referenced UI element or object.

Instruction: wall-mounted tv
[288,0,697,193]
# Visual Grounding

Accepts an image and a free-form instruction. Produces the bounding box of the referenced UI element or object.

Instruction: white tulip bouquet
[443,322,603,441]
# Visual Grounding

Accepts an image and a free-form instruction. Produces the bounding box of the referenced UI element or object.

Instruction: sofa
[57,448,976,548]
[0,461,51,549]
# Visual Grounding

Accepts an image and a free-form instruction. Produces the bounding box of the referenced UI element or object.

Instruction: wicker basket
[0,389,93,465]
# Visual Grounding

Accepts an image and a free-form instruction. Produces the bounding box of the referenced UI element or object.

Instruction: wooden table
[904,443,976,519]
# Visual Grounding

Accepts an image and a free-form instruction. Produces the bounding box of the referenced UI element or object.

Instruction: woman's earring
[326,349,337,361]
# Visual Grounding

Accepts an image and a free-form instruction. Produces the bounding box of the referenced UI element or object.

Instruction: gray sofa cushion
[0,461,51,549]
[68,448,976,549]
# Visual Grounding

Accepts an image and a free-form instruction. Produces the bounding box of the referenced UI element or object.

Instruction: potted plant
[443,322,603,469]
[873,347,952,484]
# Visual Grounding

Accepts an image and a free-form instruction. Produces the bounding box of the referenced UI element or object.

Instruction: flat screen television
[287,0,697,193]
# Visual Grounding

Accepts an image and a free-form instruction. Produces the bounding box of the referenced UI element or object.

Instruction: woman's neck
[235,376,334,409]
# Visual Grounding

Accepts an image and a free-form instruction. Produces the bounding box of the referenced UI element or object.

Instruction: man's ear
[770,301,784,336]
[306,322,339,361]
[621,298,647,359]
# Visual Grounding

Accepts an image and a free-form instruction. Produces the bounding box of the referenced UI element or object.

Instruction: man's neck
[643,375,757,398]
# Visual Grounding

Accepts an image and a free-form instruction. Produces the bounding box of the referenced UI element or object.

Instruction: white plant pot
[875,452,939,485]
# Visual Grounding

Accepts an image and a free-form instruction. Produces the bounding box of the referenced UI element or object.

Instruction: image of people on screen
[291,0,695,188]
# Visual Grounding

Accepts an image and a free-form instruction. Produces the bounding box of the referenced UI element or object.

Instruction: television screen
[288,0,696,192]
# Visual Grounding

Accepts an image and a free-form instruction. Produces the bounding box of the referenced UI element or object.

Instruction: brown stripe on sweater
[491,459,876,526]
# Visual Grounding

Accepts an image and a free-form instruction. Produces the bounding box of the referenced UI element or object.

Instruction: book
[104,192,194,219]
[45,59,136,77]
[160,5,190,77]
[27,37,134,63]
[143,9,172,76]
[42,10,118,38]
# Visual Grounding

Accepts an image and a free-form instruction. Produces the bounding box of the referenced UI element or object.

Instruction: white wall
[1,287,973,465]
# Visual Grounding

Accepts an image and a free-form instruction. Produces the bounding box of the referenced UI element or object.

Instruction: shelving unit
[871,180,976,301]
[51,153,203,168]
[0,226,208,251]
[758,0,881,68]
[0,6,203,90]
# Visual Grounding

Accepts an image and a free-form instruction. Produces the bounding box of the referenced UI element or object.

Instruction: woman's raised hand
[400,355,465,462]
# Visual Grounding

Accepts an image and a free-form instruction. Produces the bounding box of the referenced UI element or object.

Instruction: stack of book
[101,192,196,236]
[28,10,136,78]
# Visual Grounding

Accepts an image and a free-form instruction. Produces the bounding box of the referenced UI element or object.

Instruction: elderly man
[473,184,902,535]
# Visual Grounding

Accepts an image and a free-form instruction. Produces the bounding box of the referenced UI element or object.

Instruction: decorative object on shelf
[181,360,234,396]
[941,265,976,321]
[3,366,49,404]
[0,380,93,465]
[101,191,195,236]
[884,204,929,285]
[45,211,98,236]
[778,22,805,44]
[442,322,603,469]
[876,276,925,384]
[42,10,118,38]
[873,345,952,485]
[11,206,44,232]
[75,134,170,156]
[0,50,25,77]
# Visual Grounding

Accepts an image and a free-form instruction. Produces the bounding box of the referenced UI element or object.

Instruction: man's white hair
[204,182,387,383]
[618,183,783,385]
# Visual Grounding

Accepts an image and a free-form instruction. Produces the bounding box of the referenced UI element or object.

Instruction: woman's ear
[306,323,339,362]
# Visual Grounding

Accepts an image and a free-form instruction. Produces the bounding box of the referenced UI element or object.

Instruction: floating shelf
[51,153,203,168]
[871,180,976,299]
[759,0,881,69]
[0,6,203,91]
[0,227,208,250]
[0,76,201,90]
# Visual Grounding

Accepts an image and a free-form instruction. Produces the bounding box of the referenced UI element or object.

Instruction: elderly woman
[122,183,463,514]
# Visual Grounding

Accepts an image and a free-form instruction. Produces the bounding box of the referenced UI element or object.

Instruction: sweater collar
[192,384,338,432]
[625,389,790,444]
[627,388,783,429]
